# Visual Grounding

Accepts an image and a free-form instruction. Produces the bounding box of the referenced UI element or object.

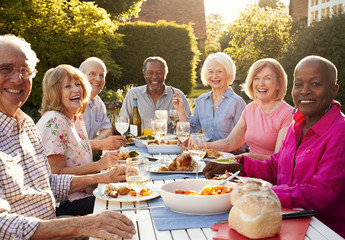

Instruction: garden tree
[0,0,122,119]
[223,4,292,82]
[205,13,225,55]
[281,13,345,111]
[111,20,200,95]
[80,0,145,20]
[218,28,231,52]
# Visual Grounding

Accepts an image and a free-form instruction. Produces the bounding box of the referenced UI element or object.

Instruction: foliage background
[110,20,200,95]
[0,0,122,110]
[223,5,292,82]
[281,13,345,111]
[0,0,200,120]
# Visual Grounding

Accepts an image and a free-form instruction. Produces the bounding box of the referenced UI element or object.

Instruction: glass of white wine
[151,119,167,144]
[155,110,168,121]
[115,116,129,136]
[176,122,190,143]
[151,119,167,158]
[126,157,150,221]
[169,109,179,134]
[188,133,207,179]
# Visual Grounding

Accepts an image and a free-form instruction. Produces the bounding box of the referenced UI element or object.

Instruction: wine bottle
[130,98,142,137]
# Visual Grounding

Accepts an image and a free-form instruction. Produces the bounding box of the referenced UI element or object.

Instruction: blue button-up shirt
[189,87,246,142]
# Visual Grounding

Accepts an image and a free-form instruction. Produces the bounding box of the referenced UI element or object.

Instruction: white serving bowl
[160,179,236,215]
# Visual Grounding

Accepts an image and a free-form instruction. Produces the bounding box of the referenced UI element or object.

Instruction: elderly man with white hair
[80,57,126,150]
[0,34,135,239]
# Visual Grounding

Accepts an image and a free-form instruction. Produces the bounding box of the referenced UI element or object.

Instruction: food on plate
[205,149,222,159]
[103,184,153,198]
[128,150,139,158]
[228,180,282,239]
[125,135,134,143]
[147,139,178,145]
[148,139,160,145]
[166,140,178,145]
[159,153,196,171]
[118,150,139,160]
[137,135,155,140]
[104,183,119,198]
[212,170,241,182]
[175,185,233,195]
[216,158,236,163]
[117,186,131,195]
[118,151,130,160]
[130,188,153,197]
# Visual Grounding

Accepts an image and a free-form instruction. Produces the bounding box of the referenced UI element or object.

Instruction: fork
[166,83,175,94]
[149,158,164,168]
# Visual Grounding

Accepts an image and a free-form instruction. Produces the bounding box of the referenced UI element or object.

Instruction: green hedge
[108,20,201,95]
[281,13,345,111]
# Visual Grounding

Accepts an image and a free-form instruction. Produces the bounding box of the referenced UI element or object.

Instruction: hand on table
[101,135,127,150]
[100,165,126,183]
[203,162,243,179]
[177,137,189,151]
[80,211,136,240]
[97,151,120,171]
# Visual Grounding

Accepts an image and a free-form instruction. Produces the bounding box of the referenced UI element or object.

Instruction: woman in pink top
[204,56,345,238]
[36,65,120,216]
[207,58,292,160]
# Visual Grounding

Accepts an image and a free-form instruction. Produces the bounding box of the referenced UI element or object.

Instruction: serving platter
[145,142,182,154]
[93,182,160,202]
[150,161,205,174]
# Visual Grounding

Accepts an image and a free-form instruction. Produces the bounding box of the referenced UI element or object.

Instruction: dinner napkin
[149,197,229,231]
[211,208,311,240]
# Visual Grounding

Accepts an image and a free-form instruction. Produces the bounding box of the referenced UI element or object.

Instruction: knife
[111,205,165,212]
[282,209,317,219]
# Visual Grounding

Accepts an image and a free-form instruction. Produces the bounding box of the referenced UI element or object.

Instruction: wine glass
[169,109,179,134]
[155,110,168,121]
[151,119,167,158]
[115,116,129,136]
[176,121,190,143]
[188,133,207,179]
[151,119,167,144]
[126,157,150,221]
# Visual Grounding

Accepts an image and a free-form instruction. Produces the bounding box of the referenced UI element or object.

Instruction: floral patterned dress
[36,110,93,201]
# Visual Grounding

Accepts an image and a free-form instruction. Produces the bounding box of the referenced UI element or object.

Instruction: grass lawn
[187,83,211,98]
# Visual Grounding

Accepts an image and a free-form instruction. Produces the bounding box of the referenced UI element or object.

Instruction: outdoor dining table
[90,145,344,240]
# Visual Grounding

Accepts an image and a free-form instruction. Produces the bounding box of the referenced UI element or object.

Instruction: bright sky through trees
[204,0,290,23]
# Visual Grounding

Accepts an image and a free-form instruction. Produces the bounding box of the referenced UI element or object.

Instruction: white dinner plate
[93,182,160,202]
[150,161,205,174]
[203,151,235,161]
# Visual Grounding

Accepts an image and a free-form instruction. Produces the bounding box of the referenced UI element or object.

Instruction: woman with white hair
[173,52,246,144]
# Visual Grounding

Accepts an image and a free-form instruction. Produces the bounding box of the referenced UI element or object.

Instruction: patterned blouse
[36,111,93,201]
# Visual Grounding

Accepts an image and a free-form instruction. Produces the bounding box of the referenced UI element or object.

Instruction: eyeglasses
[0,65,37,78]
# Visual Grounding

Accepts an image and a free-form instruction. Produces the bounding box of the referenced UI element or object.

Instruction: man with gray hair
[80,57,126,150]
[120,56,191,134]
[0,35,135,239]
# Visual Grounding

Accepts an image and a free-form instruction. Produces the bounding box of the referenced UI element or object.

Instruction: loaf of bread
[228,180,282,239]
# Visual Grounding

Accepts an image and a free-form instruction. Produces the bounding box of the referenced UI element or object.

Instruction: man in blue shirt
[80,57,126,150]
